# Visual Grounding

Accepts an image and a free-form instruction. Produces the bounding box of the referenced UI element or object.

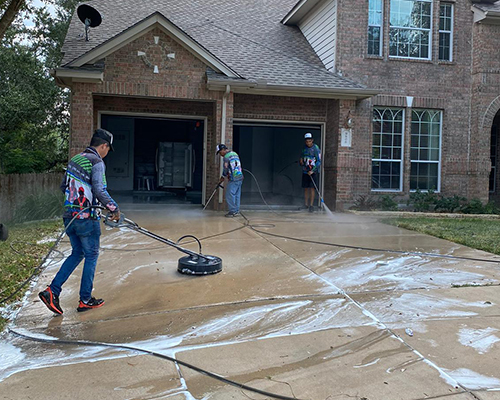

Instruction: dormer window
[389,0,432,59]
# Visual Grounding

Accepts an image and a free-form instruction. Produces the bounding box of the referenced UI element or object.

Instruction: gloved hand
[109,210,121,222]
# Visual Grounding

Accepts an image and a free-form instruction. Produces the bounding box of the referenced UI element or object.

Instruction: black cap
[216,143,228,154]
[93,128,114,151]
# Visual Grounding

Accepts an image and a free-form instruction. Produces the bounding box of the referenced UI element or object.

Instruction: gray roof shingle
[61,0,368,91]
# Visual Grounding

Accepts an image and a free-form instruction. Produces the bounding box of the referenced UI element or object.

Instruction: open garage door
[234,122,323,209]
[101,114,205,204]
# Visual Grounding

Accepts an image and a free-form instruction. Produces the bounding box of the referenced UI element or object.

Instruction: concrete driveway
[2,206,500,400]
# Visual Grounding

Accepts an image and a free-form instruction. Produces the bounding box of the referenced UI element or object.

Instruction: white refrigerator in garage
[156,142,193,189]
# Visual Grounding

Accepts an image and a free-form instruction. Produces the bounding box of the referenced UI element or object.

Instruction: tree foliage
[0,0,78,173]
[0,0,27,41]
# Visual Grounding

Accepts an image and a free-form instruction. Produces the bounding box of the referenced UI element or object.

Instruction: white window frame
[409,109,442,193]
[368,0,384,56]
[371,108,405,192]
[490,125,497,193]
[438,2,453,62]
[389,0,433,60]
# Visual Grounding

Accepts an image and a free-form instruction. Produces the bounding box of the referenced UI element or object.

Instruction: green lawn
[0,219,63,331]
[385,217,500,256]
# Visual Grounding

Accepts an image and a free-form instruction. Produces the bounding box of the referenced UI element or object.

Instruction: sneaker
[77,297,105,312]
[225,212,235,218]
[232,211,240,216]
[39,287,63,315]
[309,205,314,213]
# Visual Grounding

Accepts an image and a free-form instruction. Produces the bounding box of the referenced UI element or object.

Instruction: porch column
[210,91,234,211]
[69,83,96,157]
[330,99,372,211]
[324,99,340,209]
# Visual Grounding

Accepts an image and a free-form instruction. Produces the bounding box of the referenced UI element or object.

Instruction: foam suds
[443,368,500,390]
[362,292,493,323]
[319,253,492,291]
[0,343,25,372]
[458,326,500,354]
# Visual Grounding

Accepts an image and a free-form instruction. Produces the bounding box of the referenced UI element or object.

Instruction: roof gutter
[207,78,378,100]
[51,68,104,88]
[472,6,500,24]
[282,0,323,25]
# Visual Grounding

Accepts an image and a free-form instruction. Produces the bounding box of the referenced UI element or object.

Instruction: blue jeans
[226,180,243,213]
[50,218,101,302]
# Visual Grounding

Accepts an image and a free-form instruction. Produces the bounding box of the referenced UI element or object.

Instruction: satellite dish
[77,4,102,42]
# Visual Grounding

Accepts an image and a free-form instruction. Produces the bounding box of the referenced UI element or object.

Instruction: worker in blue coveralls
[217,144,244,217]
[300,132,321,212]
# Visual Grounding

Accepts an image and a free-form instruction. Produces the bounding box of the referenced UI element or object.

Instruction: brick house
[54,0,500,210]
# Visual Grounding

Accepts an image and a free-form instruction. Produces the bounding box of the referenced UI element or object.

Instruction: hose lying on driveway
[8,328,303,400]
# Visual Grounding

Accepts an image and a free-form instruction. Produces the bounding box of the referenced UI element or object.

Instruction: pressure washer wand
[309,173,326,209]
[125,217,213,260]
[203,183,223,210]
[104,215,211,261]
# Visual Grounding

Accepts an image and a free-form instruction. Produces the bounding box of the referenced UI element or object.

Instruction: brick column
[324,99,339,209]
[329,99,372,210]
[69,83,96,157]
[209,92,234,211]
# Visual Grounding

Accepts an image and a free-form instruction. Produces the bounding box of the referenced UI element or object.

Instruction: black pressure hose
[240,170,500,265]
[8,328,303,400]
[5,206,304,400]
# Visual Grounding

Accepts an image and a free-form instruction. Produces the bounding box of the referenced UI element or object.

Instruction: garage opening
[101,114,205,204]
[233,123,322,208]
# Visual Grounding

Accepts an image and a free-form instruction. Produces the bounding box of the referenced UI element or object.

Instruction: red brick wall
[234,94,328,122]
[472,21,500,203]
[69,28,234,209]
[336,0,490,202]
[234,94,346,209]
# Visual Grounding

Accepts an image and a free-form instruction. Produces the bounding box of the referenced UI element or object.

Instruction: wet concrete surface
[1,207,500,399]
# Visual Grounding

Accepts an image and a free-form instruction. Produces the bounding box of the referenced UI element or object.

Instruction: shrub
[435,195,467,213]
[408,189,439,212]
[351,195,379,211]
[379,195,399,211]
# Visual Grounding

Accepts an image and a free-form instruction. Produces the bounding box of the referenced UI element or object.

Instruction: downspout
[219,85,231,204]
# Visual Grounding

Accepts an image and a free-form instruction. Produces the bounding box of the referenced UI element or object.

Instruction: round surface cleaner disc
[177,255,222,275]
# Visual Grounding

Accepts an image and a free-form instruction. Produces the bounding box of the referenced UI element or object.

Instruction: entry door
[101,116,135,191]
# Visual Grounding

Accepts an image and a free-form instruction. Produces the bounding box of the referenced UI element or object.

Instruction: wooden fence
[0,173,64,222]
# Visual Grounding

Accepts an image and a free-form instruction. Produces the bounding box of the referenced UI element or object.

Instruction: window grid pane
[372,108,404,190]
[410,109,442,191]
[439,4,453,61]
[389,0,432,59]
[368,0,383,56]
